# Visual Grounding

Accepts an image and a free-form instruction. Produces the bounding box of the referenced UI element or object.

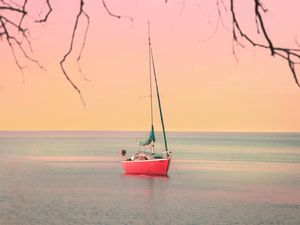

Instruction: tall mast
[148,22,155,154]
[148,22,169,153]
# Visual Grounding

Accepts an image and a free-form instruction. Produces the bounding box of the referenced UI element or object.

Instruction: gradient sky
[1,0,300,131]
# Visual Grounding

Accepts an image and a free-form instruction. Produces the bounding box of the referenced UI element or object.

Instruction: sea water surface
[0,131,300,225]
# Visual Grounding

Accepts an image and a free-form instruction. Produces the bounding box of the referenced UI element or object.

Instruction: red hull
[121,158,170,176]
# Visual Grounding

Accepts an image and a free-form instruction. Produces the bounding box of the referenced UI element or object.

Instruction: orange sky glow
[0,0,300,132]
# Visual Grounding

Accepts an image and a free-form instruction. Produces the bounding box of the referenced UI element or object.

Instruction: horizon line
[0,129,300,133]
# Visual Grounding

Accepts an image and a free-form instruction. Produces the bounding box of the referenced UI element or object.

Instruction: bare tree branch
[0,17,27,79]
[19,0,28,28]
[76,10,90,82]
[230,0,300,87]
[36,0,52,23]
[101,0,133,22]
[254,0,274,55]
[60,0,87,107]
[216,0,229,31]
[0,2,45,77]
[1,0,136,105]
[1,0,300,105]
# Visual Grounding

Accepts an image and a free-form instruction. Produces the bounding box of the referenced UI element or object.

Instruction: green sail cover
[141,125,156,146]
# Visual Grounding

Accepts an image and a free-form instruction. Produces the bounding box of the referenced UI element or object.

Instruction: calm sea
[0,131,300,225]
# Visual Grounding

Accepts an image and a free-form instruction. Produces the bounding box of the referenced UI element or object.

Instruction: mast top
[148,21,151,46]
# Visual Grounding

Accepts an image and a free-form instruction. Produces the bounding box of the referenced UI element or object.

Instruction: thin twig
[101,0,133,22]
[230,0,300,87]
[60,0,87,107]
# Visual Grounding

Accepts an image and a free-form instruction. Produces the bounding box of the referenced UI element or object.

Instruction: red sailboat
[120,23,171,176]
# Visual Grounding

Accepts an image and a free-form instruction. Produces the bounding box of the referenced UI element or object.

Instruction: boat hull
[121,158,170,176]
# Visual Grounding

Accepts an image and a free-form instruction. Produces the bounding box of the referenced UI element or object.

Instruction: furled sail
[139,125,156,146]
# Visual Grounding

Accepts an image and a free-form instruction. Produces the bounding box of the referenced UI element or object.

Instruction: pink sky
[0,0,300,131]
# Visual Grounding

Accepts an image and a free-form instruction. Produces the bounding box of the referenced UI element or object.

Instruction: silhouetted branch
[1,0,300,104]
[0,17,26,77]
[0,0,45,76]
[76,10,90,82]
[36,0,52,23]
[1,0,136,104]
[216,0,229,30]
[101,0,133,22]
[19,0,28,28]
[229,0,300,86]
[58,0,133,104]
[60,0,86,107]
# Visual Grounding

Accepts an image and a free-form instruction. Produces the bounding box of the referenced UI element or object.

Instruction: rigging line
[150,44,169,153]
[171,160,181,176]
